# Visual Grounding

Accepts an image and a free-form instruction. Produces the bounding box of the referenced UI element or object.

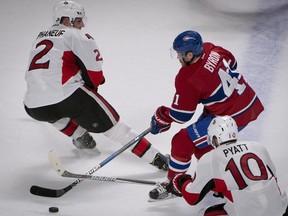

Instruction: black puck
[49,207,59,213]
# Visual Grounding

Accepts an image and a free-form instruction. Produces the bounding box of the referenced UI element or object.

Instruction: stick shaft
[62,170,157,185]
[30,127,151,197]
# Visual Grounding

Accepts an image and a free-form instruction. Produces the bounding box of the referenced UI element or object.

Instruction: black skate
[72,132,99,152]
[150,153,169,171]
[148,181,177,202]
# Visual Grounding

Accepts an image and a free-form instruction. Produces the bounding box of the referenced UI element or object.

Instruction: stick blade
[30,185,71,198]
[48,150,65,176]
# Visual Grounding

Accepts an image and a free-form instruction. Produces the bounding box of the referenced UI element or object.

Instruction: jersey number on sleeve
[94,49,103,61]
[28,40,53,71]
[225,152,268,190]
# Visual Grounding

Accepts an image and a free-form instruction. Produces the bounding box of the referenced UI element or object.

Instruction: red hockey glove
[150,106,173,134]
[167,173,192,197]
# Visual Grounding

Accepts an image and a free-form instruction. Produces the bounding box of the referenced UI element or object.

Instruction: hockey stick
[30,127,151,198]
[49,150,158,185]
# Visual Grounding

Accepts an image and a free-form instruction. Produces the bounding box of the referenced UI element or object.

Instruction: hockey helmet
[53,1,85,24]
[172,30,203,57]
[207,116,238,148]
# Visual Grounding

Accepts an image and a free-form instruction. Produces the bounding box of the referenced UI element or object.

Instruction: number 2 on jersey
[29,40,53,71]
[28,39,103,71]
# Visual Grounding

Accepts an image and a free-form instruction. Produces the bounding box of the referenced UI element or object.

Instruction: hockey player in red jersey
[149,30,264,199]
[24,1,168,171]
[166,116,288,216]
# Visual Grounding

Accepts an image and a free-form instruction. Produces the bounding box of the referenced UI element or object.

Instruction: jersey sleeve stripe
[231,94,258,118]
[200,84,227,105]
[194,136,209,148]
[170,107,195,123]
[169,157,191,173]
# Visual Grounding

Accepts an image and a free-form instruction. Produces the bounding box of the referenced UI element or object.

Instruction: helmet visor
[170,47,185,60]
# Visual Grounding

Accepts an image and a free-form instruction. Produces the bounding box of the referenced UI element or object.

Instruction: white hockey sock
[103,120,159,163]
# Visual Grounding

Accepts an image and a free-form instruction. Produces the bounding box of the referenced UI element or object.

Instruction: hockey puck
[49,207,59,213]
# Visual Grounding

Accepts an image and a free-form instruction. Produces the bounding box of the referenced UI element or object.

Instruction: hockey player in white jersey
[23,1,168,171]
[165,116,288,216]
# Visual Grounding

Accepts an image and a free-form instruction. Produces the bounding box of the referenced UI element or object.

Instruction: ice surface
[0,0,287,215]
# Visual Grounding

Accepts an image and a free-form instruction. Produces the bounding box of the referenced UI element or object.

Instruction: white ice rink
[0,0,287,215]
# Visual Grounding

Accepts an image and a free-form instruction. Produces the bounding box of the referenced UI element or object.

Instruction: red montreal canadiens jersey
[169,42,264,127]
[181,141,287,216]
[24,24,104,108]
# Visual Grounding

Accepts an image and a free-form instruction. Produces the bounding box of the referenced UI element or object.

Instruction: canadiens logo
[183,36,192,41]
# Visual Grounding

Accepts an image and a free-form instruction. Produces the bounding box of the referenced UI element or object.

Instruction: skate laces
[151,182,169,199]
[156,183,167,193]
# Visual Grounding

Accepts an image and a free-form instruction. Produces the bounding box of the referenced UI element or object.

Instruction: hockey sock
[103,120,160,163]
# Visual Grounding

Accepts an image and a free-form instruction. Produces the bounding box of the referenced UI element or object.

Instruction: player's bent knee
[171,129,195,160]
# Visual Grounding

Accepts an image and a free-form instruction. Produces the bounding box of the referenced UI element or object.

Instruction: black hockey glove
[166,173,192,197]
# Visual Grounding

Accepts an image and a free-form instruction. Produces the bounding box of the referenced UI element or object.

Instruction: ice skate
[148,181,177,202]
[150,153,169,171]
[72,131,100,152]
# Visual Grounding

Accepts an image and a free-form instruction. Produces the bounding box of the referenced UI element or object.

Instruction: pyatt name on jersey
[222,143,248,157]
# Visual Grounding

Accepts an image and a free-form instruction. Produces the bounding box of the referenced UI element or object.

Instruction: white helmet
[53,1,85,24]
[207,116,238,148]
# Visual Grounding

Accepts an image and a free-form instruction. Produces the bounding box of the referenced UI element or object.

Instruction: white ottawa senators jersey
[181,141,287,216]
[24,24,104,108]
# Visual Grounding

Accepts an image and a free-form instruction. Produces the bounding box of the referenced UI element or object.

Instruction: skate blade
[148,193,177,202]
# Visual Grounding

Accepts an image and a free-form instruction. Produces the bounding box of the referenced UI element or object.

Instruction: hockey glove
[166,173,192,197]
[150,106,173,134]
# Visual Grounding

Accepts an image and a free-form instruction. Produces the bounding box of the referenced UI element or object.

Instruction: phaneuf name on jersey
[222,143,248,157]
[37,30,65,39]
